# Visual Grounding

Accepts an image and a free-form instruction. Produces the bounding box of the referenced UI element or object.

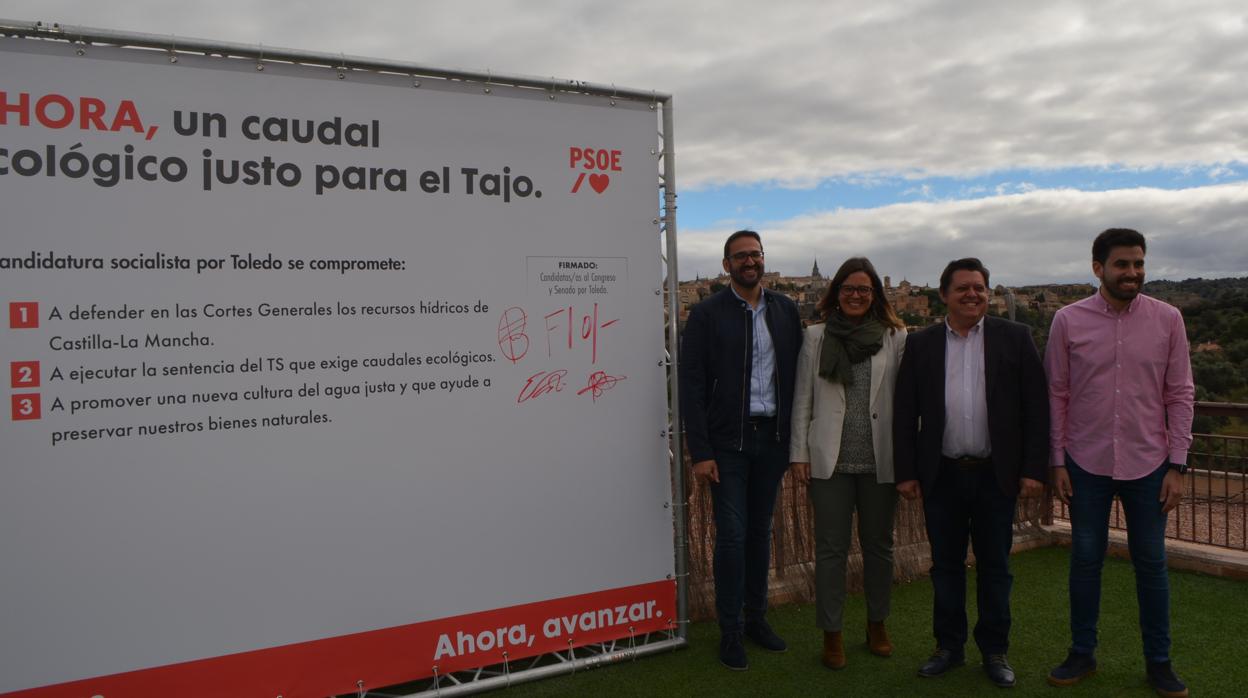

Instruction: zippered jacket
[679,287,804,463]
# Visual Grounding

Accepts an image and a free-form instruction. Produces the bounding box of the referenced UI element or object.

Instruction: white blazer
[790,323,907,483]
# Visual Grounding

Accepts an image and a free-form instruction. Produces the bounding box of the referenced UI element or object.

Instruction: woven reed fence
[681,452,1052,621]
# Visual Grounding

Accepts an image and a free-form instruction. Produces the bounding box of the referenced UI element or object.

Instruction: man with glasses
[893,258,1049,688]
[680,229,803,670]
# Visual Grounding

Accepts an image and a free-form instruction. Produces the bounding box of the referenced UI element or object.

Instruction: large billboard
[0,34,675,697]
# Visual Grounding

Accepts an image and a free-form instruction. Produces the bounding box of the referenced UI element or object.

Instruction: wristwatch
[1168,461,1189,476]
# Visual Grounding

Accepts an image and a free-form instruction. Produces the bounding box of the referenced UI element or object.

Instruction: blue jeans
[1066,457,1171,662]
[922,459,1017,655]
[709,419,789,632]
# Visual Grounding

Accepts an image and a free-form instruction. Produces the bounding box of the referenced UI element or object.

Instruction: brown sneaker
[822,631,846,669]
[867,621,893,657]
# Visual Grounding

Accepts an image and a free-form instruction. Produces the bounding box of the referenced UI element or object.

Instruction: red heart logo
[589,173,610,193]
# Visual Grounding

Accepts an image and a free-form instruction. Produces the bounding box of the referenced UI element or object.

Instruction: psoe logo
[569,147,620,194]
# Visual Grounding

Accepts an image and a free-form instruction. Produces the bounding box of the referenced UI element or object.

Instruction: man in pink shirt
[1044,228,1194,698]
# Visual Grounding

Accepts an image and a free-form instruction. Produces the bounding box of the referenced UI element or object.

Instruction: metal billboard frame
[0,18,688,698]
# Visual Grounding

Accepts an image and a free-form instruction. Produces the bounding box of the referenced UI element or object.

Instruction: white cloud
[903,183,936,200]
[993,182,1038,196]
[6,1,1247,189]
[6,2,1246,284]
[679,183,1248,284]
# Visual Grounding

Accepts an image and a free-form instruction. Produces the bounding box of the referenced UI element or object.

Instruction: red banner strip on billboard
[5,579,677,698]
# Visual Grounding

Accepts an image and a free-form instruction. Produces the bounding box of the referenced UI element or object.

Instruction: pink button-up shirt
[1045,292,1194,479]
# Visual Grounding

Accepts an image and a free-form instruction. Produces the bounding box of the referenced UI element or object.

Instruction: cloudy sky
[5,0,1246,285]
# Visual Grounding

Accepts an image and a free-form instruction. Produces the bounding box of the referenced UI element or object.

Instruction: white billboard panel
[0,36,674,698]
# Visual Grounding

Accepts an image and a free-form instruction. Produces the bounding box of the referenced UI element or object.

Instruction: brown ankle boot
[866,621,893,657]
[822,630,846,669]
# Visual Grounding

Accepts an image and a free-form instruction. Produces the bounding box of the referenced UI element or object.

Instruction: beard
[1103,275,1142,302]
[730,262,763,288]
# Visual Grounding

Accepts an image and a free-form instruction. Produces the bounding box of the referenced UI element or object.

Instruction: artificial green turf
[503,546,1244,696]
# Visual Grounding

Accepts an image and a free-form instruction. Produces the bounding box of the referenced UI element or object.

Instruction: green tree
[1190,352,1246,398]
[1224,339,1248,364]
[1229,315,1248,342]
[922,289,946,316]
[899,311,927,327]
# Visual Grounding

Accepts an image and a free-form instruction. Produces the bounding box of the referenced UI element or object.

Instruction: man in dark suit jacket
[893,258,1049,689]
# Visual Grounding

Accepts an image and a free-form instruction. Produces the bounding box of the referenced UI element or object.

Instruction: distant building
[677,271,1223,334]
[989,295,1009,315]
[883,278,932,320]
[1037,290,1063,316]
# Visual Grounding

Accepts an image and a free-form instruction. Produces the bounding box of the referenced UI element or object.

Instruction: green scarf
[819,314,885,385]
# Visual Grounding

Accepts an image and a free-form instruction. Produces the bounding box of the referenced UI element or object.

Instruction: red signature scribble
[545,303,619,364]
[517,369,567,403]
[498,306,529,363]
[577,370,627,401]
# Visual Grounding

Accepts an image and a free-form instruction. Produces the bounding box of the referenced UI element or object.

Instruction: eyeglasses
[838,285,873,297]
[728,250,764,262]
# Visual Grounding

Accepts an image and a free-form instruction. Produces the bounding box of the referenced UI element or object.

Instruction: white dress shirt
[942,317,991,458]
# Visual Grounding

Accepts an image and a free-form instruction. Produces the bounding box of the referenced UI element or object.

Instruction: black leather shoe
[918,648,965,678]
[1047,650,1097,687]
[719,632,748,670]
[984,654,1017,688]
[744,618,787,652]
[1146,661,1189,698]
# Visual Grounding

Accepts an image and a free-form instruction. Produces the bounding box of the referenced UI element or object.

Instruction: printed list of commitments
[4,252,637,445]
[4,262,503,447]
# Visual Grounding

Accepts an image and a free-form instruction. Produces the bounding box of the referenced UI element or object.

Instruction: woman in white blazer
[790,257,906,670]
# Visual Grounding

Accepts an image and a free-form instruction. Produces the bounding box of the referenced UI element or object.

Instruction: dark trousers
[922,458,1017,655]
[1067,457,1172,662]
[709,418,789,632]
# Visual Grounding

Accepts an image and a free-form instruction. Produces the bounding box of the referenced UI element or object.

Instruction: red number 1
[9,302,39,329]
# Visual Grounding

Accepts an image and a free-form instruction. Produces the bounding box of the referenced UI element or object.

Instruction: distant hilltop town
[675,259,1212,330]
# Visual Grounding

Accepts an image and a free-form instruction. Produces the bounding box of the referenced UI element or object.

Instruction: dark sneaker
[918,648,965,678]
[719,632,748,670]
[744,618,787,652]
[1146,661,1189,698]
[1047,651,1097,687]
[984,654,1017,688]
